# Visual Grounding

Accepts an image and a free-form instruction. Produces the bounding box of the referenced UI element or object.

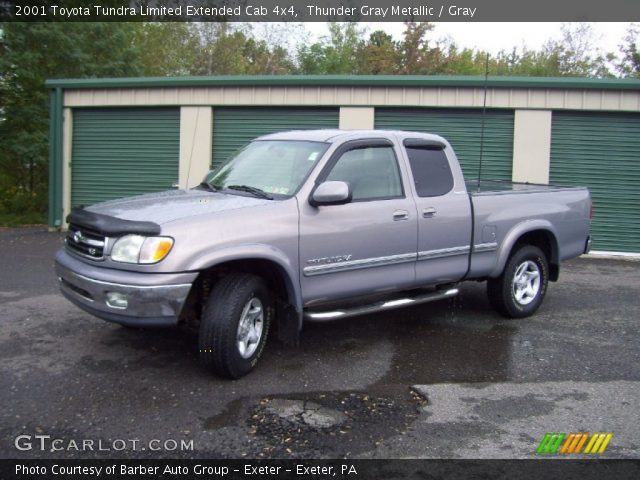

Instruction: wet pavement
[0,227,638,459]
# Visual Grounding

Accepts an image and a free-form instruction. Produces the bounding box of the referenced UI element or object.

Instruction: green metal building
[46,75,640,254]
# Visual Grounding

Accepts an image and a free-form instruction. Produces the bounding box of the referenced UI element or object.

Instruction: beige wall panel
[62,108,73,226]
[351,88,371,105]
[564,92,586,110]
[63,86,640,112]
[334,87,351,103]
[179,106,212,189]
[419,89,439,105]
[402,89,420,106]
[384,89,405,105]
[316,88,336,104]
[583,92,603,110]
[339,107,375,129]
[456,89,476,106]
[492,89,512,107]
[119,89,134,104]
[365,88,385,105]
[601,92,621,110]
[304,88,324,105]
[528,90,547,107]
[284,87,304,104]
[512,110,552,184]
[628,91,640,109]
[547,91,566,108]
[435,88,457,106]
[509,90,530,108]
[264,87,284,104]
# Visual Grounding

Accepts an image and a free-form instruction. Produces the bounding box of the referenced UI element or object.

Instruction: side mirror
[310,181,352,207]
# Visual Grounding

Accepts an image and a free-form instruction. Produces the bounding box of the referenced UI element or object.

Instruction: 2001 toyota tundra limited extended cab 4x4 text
[55,130,592,378]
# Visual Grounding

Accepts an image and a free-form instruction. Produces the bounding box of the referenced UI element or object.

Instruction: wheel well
[180,258,294,325]
[512,230,559,281]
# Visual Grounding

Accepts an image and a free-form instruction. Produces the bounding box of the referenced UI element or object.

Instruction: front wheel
[487,245,549,318]
[198,273,272,379]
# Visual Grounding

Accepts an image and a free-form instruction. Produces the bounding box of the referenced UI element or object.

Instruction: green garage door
[375,108,514,181]
[212,107,339,168]
[550,111,640,253]
[72,108,179,207]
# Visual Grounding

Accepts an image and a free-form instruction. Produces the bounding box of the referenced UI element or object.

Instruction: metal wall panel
[71,108,179,207]
[375,108,514,181]
[551,111,640,253]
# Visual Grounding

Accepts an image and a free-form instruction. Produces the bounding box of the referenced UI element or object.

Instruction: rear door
[298,139,417,306]
[402,140,473,286]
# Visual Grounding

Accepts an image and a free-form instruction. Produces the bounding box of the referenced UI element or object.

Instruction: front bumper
[55,249,197,327]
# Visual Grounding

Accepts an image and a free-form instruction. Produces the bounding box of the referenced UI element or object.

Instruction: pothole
[245,390,421,458]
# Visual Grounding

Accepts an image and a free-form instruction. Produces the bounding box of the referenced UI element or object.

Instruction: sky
[305,22,635,56]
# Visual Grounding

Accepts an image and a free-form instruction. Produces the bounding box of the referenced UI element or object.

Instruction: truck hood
[85,188,272,225]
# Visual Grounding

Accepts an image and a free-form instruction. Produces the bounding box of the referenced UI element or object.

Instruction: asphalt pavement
[0,227,638,459]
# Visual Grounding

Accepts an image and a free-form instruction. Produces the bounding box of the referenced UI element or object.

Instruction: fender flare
[490,220,560,278]
[187,244,303,326]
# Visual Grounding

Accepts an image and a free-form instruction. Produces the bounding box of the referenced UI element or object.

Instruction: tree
[618,24,640,78]
[298,23,365,74]
[0,23,142,218]
[133,23,199,76]
[359,30,401,74]
[190,23,253,75]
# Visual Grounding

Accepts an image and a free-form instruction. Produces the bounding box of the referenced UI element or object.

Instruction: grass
[0,211,47,228]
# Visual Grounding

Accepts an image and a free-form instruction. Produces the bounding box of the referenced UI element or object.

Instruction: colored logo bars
[537,432,613,455]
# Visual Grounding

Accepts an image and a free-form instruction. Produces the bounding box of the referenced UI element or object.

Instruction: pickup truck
[55,130,592,378]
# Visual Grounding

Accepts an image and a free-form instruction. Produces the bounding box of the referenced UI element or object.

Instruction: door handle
[393,210,409,221]
[422,207,437,218]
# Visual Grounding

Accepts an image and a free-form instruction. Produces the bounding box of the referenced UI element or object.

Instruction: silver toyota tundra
[55,130,592,378]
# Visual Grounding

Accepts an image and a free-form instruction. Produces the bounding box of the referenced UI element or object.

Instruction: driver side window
[325,146,403,201]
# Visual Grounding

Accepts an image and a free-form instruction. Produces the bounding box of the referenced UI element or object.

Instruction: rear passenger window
[406,147,454,197]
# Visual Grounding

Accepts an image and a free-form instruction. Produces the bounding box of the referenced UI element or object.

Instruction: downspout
[48,86,63,229]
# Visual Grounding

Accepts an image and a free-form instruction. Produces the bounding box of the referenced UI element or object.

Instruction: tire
[487,245,549,319]
[198,273,272,379]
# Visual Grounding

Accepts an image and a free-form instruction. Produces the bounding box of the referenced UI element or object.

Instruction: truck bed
[466,182,591,280]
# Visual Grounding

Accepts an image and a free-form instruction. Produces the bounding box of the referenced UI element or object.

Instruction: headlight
[110,235,174,264]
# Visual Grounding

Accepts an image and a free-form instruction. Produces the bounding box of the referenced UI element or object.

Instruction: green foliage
[298,23,366,74]
[359,31,402,74]
[0,22,142,224]
[133,23,199,76]
[617,24,640,78]
[0,174,47,226]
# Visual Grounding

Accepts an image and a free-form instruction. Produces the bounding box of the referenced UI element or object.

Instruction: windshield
[205,140,329,198]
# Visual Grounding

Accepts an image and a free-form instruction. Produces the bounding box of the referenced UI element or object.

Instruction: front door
[299,140,418,306]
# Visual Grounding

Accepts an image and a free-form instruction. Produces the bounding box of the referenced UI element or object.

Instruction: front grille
[66,224,107,260]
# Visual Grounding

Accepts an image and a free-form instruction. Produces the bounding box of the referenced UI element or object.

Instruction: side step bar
[304,288,459,322]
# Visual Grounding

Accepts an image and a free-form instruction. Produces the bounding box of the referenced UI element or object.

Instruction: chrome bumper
[55,250,196,327]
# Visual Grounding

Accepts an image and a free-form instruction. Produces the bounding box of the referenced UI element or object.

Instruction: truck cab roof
[256,129,448,145]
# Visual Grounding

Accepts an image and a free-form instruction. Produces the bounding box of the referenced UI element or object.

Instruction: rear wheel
[487,245,549,318]
[198,273,272,378]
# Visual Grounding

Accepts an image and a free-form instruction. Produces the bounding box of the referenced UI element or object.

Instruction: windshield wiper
[227,184,274,200]
[198,181,221,192]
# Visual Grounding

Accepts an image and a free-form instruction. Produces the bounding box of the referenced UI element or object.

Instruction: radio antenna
[477,53,489,192]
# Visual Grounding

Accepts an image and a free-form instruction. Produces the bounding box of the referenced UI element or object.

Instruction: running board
[304,288,459,322]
